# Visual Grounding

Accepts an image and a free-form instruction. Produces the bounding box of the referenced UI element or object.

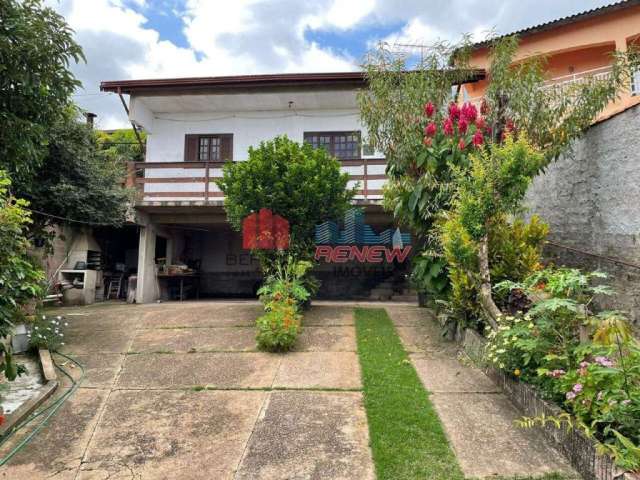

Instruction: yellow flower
[514,369,521,377]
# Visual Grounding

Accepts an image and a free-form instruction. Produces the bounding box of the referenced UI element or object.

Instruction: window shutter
[220,134,233,161]
[184,134,199,161]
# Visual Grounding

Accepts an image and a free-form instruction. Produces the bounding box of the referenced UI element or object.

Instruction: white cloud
[49,0,614,128]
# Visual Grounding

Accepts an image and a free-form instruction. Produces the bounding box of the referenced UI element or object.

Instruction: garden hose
[0,352,84,466]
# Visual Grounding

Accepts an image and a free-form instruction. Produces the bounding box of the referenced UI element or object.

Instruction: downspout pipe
[117,88,145,152]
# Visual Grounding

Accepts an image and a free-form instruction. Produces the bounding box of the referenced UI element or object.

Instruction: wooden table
[157,272,200,301]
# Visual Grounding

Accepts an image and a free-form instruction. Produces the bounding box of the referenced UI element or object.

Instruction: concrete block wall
[525,104,640,332]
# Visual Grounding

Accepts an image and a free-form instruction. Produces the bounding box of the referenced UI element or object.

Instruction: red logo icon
[242,208,290,250]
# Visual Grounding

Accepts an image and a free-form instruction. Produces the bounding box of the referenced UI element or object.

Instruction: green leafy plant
[27,314,69,351]
[217,135,355,267]
[256,303,301,352]
[488,267,640,469]
[0,170,44,380]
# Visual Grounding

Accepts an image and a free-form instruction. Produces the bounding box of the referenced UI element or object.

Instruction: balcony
[129,158,388,206]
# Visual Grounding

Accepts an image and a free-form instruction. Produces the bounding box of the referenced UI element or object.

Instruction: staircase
[369,278,418,303]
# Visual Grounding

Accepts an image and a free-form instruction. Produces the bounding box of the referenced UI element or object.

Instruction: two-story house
[460,0,640,120]
[101,73,414,303]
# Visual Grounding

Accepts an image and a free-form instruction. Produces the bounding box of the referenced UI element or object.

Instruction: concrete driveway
[0,301,374,480]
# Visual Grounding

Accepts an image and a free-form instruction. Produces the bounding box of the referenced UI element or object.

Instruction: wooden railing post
[204,162,210,201]
[363,158,368,201]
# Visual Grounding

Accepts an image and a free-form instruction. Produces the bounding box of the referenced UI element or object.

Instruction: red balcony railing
[128,158,387,204]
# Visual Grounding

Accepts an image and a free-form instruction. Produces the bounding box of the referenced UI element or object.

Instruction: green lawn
[354,307,464,480]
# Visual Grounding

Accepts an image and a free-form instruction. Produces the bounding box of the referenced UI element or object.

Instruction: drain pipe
[117,88,145,152]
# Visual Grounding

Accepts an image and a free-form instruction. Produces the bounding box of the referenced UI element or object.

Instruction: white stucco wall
[138,103,384,202]
[145,108,372,163]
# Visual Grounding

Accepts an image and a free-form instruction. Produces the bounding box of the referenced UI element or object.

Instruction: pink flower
[448,102,460,120]
[424,102,435,117]
[475,117,487,130]
[458,118,468,134]
[458,138,466,150]
[595,356,614,367]
[443,118,454,136]
[461,102,478,122]
[505,119,516,132]
[566,391,576,401]
[423,137,432,147]
[573,383,583,393]
[546,369,566,378]
[424,122,437,137]
[579,361,590,369]
[472,130,484,147]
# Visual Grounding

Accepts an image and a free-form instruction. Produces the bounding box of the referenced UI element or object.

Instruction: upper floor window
[304,131,361,160]
[184,134,233,162]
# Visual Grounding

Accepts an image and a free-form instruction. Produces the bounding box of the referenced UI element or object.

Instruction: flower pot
[11,323,30,354]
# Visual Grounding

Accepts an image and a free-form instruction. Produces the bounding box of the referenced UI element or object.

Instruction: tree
[20,107,132,243]
[217,135,355,267]
[359,37,638,329]
[0,170,44,380]
[96,129,146,163]
[0,0,84,184]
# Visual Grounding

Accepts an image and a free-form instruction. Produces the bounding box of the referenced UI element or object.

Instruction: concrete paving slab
[61,328,135,354]
[410,353,500,393]
[140,304,262,328]
[274,352,361,389]
[431,392,576,478]
[235,391,374,480]
[0,388,109,480]
[54,352,124,388]
[303,306,355,326]
[295,326,356,352]
[78,390,266,480]
[395,325,458,356]
[117,352,280,389]
[385,306,436,326]
[131,327,257,353]
[64,310,145,332]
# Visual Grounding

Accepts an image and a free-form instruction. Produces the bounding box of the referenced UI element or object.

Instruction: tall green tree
[0,0,84,184]
[359,37,638,327]
[23,108,132,243]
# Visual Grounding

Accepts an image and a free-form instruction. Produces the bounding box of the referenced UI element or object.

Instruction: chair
[107,274,124,300]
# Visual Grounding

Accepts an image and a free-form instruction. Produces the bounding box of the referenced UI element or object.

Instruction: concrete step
[390,294,418,303]
[369,288,393,300]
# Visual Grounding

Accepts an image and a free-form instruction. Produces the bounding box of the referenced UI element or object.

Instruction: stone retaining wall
[525,104,640,333]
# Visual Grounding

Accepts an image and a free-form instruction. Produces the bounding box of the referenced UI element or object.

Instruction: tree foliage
[96,128,146,163]
[0,0,84,184]
[217,135,355,261]
[18,108,131,243]
[0,170,44,380]
[359,36,638,327]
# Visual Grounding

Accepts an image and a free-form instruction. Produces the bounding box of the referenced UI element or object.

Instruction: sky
[46,0,617,128]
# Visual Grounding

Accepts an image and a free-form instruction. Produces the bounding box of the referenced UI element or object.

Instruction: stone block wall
[525,104,640,332]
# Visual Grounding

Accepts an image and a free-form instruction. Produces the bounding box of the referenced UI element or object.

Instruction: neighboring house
[100,73,418,303]
[460,0,640,121]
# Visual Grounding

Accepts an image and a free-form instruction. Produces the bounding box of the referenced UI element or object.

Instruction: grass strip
[354,307,464,480]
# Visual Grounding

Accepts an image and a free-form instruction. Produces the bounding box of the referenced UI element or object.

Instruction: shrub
[28,314,68,351]
[486,267,640,470]
[256,304,301,352]
[255,256,312,351]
